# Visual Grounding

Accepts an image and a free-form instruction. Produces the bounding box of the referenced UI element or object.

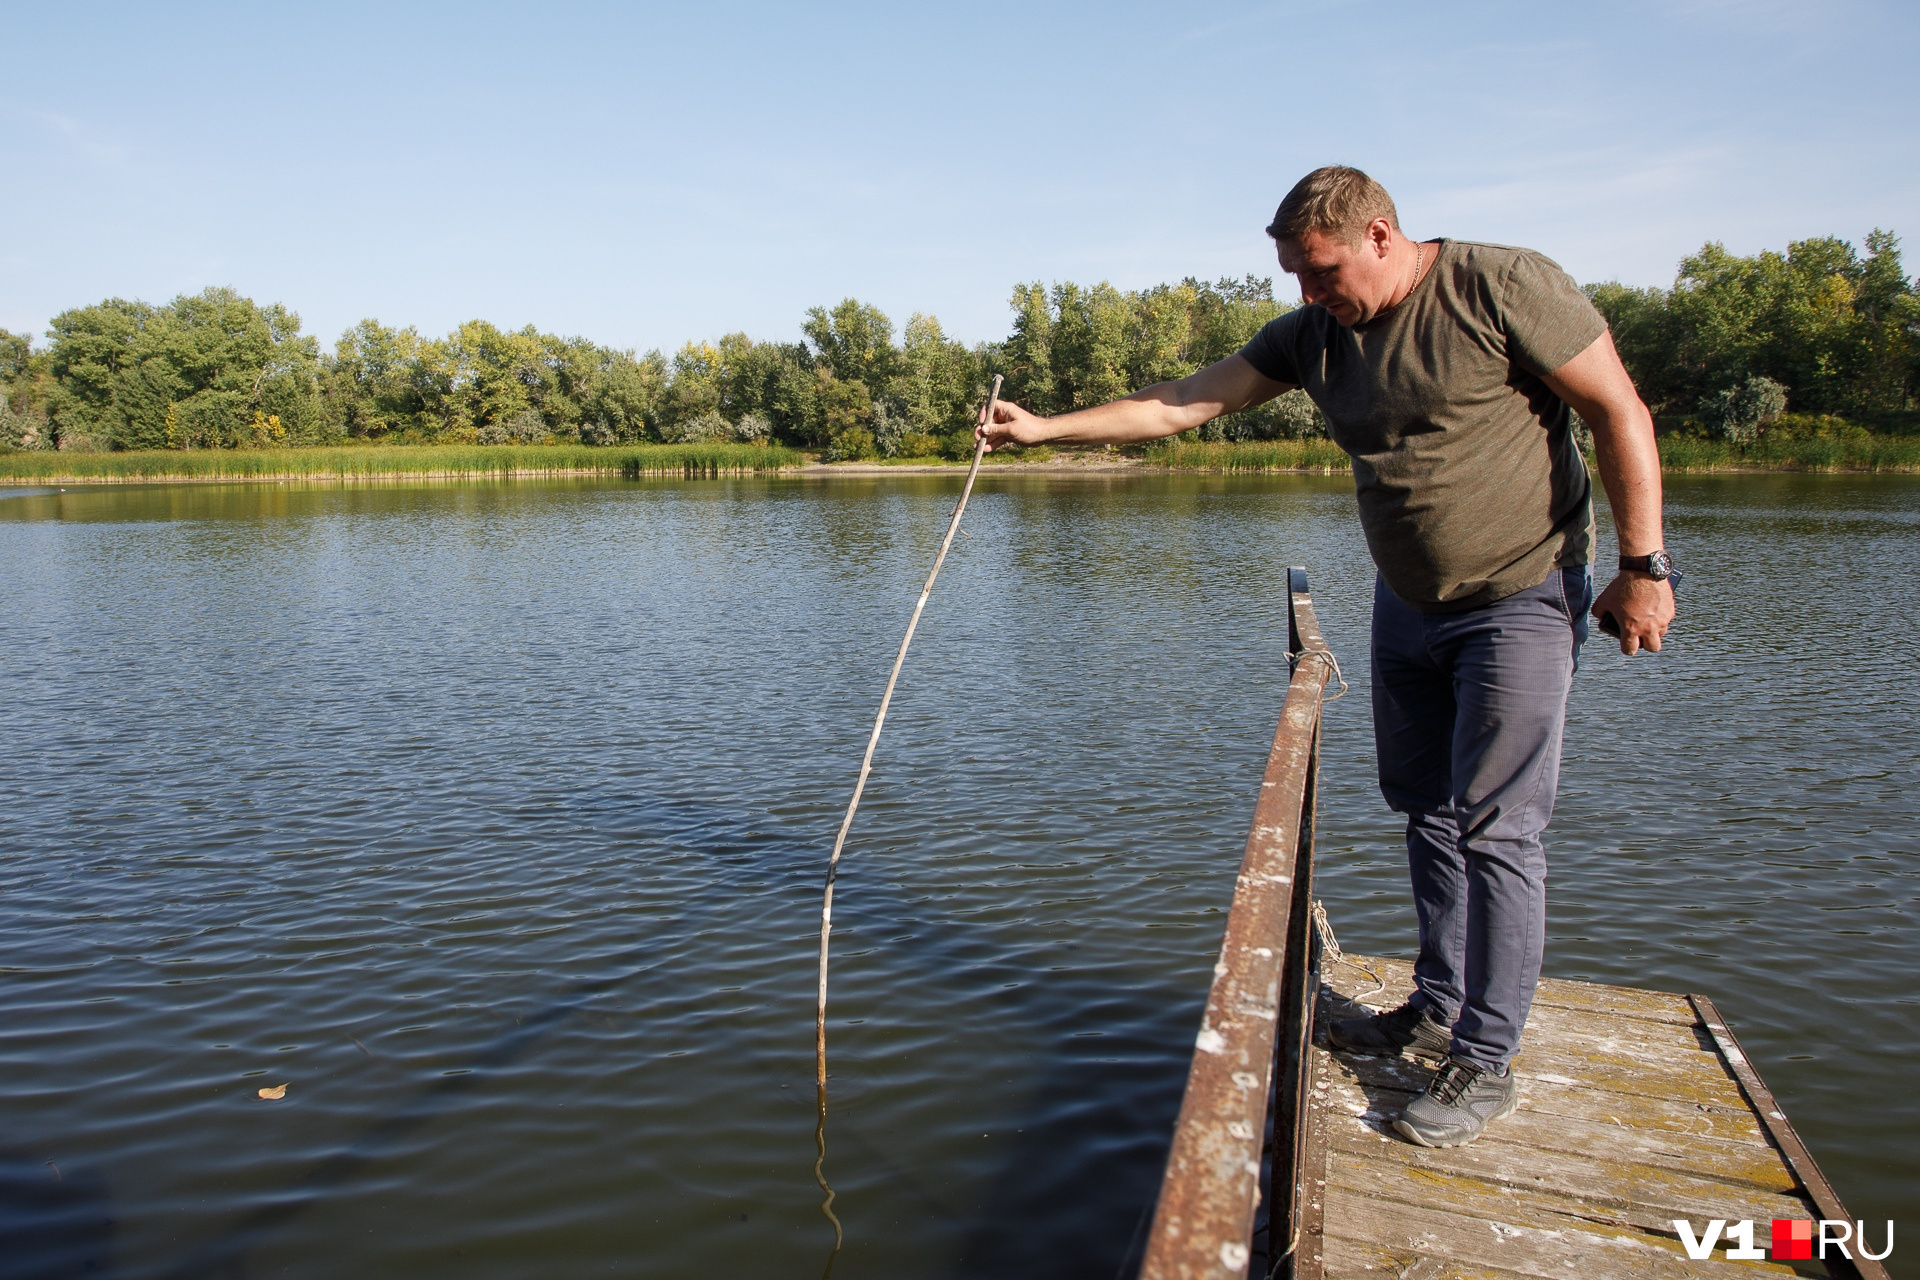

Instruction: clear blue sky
[4,0,1915,356]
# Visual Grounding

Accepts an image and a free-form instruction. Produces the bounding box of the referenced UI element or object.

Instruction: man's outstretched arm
[1542,330,1676,656]
[977,354,1292,449]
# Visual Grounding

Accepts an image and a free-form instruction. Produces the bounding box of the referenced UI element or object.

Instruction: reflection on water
[814,1082,842,1275]
[0,473,1914,1278]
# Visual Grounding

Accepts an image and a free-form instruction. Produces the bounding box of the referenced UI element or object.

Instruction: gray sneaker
[1327,999,1452,1059]
[1393,1055,1518,1147]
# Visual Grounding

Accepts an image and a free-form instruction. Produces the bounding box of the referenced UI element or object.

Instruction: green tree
[817,371,875,459]
[714,332,770,423]
[0,328,32,391]
[891,313,981,446]
[441,321,536,439]
[1000,283,1056,414]
[46,288,323,450]
[45,299,156,448]
[1049,282,1132,410]
[1588,230,1918,427]
[1186,275,1286,365]
[1,327,53,446]
[760,344,825,445]
[661,340,724,432]
[324,319,432,439]
[1126,281,1199,390]
[803,299,897,388]
[579,348,666,444]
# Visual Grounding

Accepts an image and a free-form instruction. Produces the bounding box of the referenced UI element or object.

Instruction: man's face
[1276,223,1394,327]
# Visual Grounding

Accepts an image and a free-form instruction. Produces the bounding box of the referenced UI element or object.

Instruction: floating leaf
[258,1084,288,1100]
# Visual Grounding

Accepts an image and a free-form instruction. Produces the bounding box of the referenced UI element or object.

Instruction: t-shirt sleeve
[1499,252,1608,378]
[1236,311,1306,386]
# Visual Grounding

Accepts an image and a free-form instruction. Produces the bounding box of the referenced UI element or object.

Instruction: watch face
[1647,551,1673,579]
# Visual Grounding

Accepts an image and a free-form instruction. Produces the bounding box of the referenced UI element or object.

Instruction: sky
[4,0,1917,356]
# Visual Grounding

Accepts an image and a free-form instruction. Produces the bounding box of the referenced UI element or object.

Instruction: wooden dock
[1132,570,1886,1280]
[1302,953,1868,1278]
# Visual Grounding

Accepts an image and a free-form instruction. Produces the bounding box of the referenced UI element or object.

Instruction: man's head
[1268,166,1409,327]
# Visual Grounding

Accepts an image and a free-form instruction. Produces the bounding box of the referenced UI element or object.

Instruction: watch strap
[1619,551,1680,587]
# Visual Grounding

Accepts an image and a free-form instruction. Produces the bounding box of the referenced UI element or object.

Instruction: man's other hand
[1591,572,1675,655]
[976,399,1050,452]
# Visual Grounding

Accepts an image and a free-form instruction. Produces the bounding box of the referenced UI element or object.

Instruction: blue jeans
[1369,566,1591,1070]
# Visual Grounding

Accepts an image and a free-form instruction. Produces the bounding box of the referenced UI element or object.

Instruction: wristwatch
[1619,550,1682,587]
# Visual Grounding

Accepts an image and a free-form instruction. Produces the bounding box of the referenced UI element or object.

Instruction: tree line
[3,231,1914,456]
[1588,230,1919,441]
[0,278,1314,459]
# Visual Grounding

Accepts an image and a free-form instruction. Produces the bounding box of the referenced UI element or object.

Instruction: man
[978,165,1677,1148]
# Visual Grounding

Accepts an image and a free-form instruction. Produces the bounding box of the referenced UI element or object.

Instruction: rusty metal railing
[1138,567,1332,1280]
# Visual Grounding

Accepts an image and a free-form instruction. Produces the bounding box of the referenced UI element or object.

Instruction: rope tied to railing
[1294,646,1347,702]
[1311,898,1383,1003]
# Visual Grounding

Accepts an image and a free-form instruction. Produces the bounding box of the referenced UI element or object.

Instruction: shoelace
[1428,1060,1482,1106]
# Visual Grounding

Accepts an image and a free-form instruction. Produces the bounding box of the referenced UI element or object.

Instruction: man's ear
[1366,218,1394,258]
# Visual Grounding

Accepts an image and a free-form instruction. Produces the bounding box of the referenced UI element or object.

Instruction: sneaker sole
[1391,1090,1519,1148]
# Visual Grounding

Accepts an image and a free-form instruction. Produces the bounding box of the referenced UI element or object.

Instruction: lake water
[0,473,1914,1279]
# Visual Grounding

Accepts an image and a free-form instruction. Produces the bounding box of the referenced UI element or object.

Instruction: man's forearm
[1028,381,1219,446]
[1587,404,1665,556]
[982,355,1289,452]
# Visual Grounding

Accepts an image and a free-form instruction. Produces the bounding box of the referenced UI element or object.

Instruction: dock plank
[1322,1175,1807,1279]
[1319,991,1757,1110]
[1324,1237,1561,1279]
[1329,1051,1770,1145]
[1328,1103,1809,1228]
[1324,954,1699,1027]
[1323,1073,1799,1196]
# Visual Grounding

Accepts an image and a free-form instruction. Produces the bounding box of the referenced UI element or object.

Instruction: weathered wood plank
[1527,979,1695,1026]
[1513,1028,1744,1103]
[1320,1068,1799,1194]
[1323,1171,1813,1279]
[1321,983,1733,1087]
[1323,1038,1759,1126]
[1515,1006,1716,1058]
[1514,1046,1744,1110]
[1324,1237,1548,1280]
[1324,955,1697,1027]
[1323,987,1717,1067]
[1327,1101,1812,1228]
[1325,1052,1768,1146]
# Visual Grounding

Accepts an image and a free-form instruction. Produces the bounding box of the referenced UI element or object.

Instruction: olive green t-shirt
[1239,239,1605,612]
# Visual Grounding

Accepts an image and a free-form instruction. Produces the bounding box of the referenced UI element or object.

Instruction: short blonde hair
[1267,166,1400,244]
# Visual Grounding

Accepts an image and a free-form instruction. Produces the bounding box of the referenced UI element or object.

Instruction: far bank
[2,433,1917,484]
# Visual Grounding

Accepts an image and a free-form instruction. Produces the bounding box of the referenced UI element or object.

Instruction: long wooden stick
[814,374,1003,1088]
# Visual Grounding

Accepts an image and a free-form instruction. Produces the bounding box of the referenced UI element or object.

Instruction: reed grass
[0,442,804,482]
[1142,438,1353,472]
[1651,434,1920,472]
